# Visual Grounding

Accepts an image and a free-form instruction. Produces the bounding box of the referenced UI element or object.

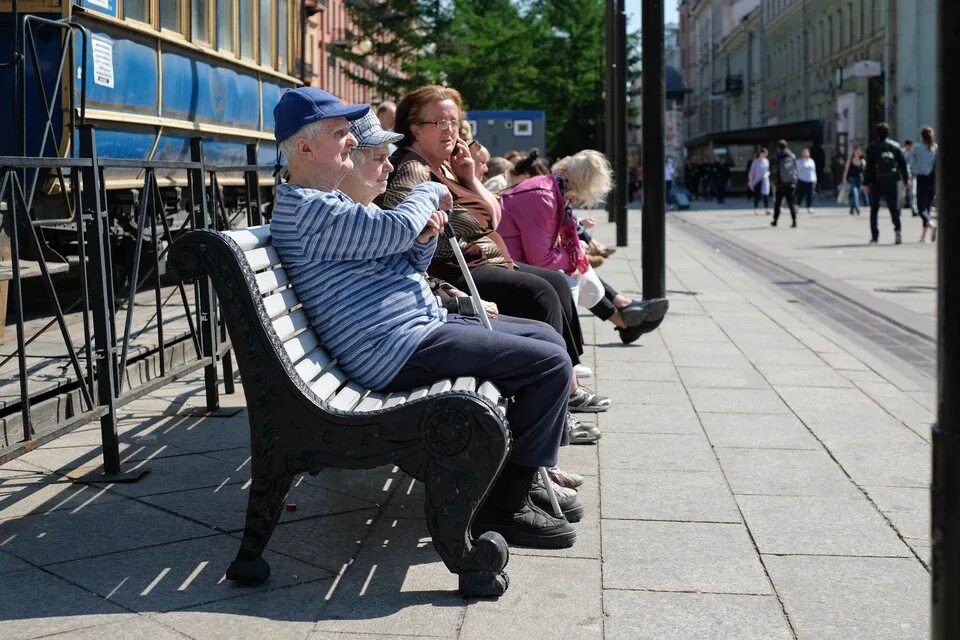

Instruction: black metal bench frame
[170,227,512,597]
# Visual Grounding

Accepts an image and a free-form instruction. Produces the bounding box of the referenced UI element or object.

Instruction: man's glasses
[417,118,461,132]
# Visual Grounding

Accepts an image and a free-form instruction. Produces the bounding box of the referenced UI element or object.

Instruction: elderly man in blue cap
[269,88,581,549]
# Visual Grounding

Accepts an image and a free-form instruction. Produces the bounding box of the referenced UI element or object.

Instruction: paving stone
[597,403,702,434]
[594,342,673,363]
[593,380,690,405]
[863,485,929,541]
[459,556,601,640]
[677,366,769,389]
[602,520,770,594]
[715,448,859,497]
[154,581,332,640]
[0,568,130,640]
[0,498,214,566]
[0,548,33,573]
[557,438,600,476]
[601,468,740,522]
[827,441,930,488]
[298,465,409,504]
[819,351,871,370]
[48,534,333,613]
[736,495,910,556]
[37,617,192,640]
[595,361,679,382]
[668,342,749,367]
[763,555,928,640]
[313,518,466,638]
[735,347,824,367]
[698,412,820,449]
[599,433,719,472]
[687,387,790,414]
[0,478,126,521]
[141,473,378,532]
[603,590,792,640]
[754,364,854,388]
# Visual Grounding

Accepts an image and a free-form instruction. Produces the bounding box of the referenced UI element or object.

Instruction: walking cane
[443,220,564,519]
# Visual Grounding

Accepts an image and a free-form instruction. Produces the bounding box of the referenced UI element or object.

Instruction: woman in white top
[908,126,938,241]
[796,148,818,213]
[748,147,771,215]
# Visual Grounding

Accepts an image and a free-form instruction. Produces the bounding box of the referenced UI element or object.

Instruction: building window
[192,0,211,44]
[159,0,181,32]
[239,0,254,59]
[124,0,149,22]
[259,0,272,65]
[217,0,234,51]
[276,0,288,73]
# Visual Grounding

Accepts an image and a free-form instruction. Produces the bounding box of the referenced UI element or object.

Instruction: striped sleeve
[296,184,444,262]
[403,235,438,272]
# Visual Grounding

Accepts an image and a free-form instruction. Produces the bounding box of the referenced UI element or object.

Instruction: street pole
[606,0,617,223]
[932,1,960,637]
[883,0,895,123]
[615,0,627,246]
[641,0,665,299]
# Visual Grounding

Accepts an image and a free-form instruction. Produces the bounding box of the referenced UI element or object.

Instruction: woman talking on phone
[377,85,610,417]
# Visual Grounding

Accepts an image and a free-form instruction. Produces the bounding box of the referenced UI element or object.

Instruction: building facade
[679,0,937,185]
[305,0,377,105]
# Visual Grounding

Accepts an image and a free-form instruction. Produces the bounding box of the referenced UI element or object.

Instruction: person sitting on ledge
[269,87,581,548]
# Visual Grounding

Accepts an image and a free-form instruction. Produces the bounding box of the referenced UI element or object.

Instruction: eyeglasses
[416,118,461,132]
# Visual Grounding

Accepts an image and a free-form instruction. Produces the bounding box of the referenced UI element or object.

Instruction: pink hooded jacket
[498,173,574,273]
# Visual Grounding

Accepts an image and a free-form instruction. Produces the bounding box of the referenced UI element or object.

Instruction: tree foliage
[337,0,609,157]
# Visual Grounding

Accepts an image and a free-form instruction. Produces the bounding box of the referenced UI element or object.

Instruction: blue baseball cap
[273,88,370,144]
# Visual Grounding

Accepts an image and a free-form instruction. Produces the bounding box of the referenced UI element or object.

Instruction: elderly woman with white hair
[498,150,668,344]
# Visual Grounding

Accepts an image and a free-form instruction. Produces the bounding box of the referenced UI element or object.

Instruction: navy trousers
[869,183,902,240]
[382,315,572,468]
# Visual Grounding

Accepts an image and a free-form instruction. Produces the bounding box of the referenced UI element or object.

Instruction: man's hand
[417,210,448,244]
[482,300,499,319]
[436,185,453,212]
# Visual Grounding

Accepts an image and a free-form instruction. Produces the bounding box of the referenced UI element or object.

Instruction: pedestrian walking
[770,139,799,228]
[747,147,771,215]
[842,145,867,215]
[665,157,675,208]
[903,140,919,216]
[863,122,910,244]
[797,148,818,214]
[909,126,938,242]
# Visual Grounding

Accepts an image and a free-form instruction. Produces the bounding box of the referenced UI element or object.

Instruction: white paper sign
[91,34,115,89]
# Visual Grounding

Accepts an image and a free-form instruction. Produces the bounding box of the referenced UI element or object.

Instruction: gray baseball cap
[349,111,405,149]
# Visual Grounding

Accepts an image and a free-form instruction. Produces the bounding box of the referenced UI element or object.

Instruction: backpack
[875,144,901,184]
[779,152,798,185]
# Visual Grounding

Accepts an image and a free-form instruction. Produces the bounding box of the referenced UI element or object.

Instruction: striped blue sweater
[271,182,448,389]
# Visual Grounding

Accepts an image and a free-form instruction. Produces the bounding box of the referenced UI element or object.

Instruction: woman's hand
[482,300,499,319]
[436,185,454,212]
[417,210,448,244]
[581,216,597,229]
[450,140,476,184]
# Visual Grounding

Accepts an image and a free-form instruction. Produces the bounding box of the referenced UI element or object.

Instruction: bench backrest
[222,226,501,413]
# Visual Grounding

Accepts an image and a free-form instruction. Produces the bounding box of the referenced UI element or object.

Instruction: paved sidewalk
[0,211,931,639]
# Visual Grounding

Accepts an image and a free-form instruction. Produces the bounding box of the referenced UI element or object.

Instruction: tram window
[124,0,149,22]
[276,0,288,72]
[192,0,211,44]
[217,0,234,51]
[239,0,254,59]
[259,0,272,65]
[159,0,181,32]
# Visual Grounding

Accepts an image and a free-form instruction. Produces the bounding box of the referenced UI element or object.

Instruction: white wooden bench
[170,224,513,597]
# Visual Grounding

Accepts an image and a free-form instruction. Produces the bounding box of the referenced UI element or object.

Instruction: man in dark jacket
[864,122,910,244]
[770,139,799,227]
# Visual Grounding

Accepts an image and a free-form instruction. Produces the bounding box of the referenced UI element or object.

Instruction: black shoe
[770,220,777,227]
[618,298,669,328]
[869,238,878,244]
[530,478,585,523]
[791,220,797,228]
[568,385,611,413]
[474,465,576,549]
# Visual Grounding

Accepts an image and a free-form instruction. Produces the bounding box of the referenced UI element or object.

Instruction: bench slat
[407,386,430,401]
[272,309,310,342]
[283,331,320,363]
[255,267,290,296]
[294,347,333,383]
[262,288,301,319]
[355,392,385,412]
[225,226,272,250]
[452,377,478,391]
[328,382,367,411]
[477,381,501,406]
[382,391,410,408]
[310,367,349,401]
[428,379,453,395]
[244,246,281,272]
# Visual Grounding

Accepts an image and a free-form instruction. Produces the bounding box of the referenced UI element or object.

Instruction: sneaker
[869,238,879,244]
[770,220,777,227]
[618,298,670,328]
[567,412,601,444]
[599,247,617,258]
[791,221,797,228]
[531,475,583,522]
[895,232,902,245]
[548,466,585,489]
[474,464,576,548]
[568,386,611,413]
[573,364,593,380]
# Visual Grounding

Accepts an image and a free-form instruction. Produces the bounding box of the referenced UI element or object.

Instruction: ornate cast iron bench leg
[226,471,295,584]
